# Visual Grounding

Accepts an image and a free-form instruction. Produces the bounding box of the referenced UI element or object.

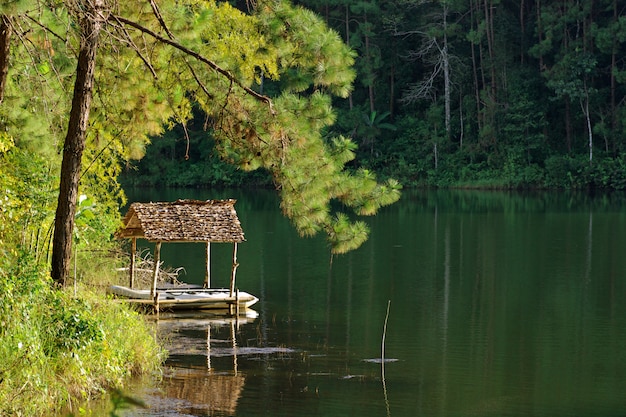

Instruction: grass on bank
[0,250,166,416]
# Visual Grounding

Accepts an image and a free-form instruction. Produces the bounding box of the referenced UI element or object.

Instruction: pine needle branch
[108,14,275,113]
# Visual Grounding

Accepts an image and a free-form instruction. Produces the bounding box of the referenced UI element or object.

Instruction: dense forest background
[123,0,626,190]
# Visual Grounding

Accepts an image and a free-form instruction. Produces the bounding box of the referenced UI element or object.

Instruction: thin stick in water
[382,299,391,417]
[382,299,391,364]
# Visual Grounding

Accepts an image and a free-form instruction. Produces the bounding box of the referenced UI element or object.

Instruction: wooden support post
[204,241,211,288]
[229,242,239,297]
[129,237,136,288]
[153,291,160,315]
[151,241,162,298]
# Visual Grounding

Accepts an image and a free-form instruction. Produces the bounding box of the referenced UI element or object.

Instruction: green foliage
[544,155,589,189]
[0,252,165,416]
[45,296,104,353]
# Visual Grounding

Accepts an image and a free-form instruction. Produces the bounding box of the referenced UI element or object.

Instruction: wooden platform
[108,285,259,310]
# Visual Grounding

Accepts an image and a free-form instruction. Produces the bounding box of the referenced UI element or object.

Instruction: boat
[108,285,259,310]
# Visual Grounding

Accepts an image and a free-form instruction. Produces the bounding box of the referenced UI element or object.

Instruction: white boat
[108,285,259,310]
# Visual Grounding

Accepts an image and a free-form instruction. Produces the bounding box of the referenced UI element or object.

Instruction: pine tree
[3,0,400,285]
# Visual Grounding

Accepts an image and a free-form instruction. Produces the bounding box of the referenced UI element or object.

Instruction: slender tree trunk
[610,0,617,153]
[442,2,451,139]
[581,86,592,165]
[51,0,104,286]
[564,98,572,152]
[483,0,496,101]
[345,5,353,110]
[0,15,12,104]
[389,63,394,118]
[536,0,542,67]
[519,0,526,66]
[365,30,375,114]
[469,0,482,131]
[459,89,464,149]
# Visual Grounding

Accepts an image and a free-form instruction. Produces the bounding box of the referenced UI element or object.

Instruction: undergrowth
[0,251,166,416]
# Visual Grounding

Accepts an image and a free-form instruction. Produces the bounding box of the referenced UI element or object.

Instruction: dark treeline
[123,0,626,190]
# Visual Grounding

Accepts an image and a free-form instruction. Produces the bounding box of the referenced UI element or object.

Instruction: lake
[116,188,626,417]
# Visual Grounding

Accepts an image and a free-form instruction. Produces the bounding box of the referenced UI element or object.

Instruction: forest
[0,0,625,414]
[1,0,396,413]
[123,0,626,190]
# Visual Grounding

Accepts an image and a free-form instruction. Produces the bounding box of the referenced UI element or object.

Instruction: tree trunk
[483,0,496,101]
[365,31,375,114]
[469,0,482,131]
[519,0,526,66]
[51,0,104,286]
[345,5,353,110]
[564,98,572,152]
[581,86,592,165]
[0,15,12,104]
[389,63,394,119]
[442,3,451,139]
[610,0,617,153]
[536,0,544,71]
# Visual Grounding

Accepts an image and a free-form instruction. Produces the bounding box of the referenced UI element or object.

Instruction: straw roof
[116,199,245,243]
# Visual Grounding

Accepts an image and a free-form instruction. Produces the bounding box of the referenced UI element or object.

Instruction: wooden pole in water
[230,320,238,375]
[129,237,136,288]
[204,241,211,288]
[207,323,211,370]
[229,242,239,297]
[151,241,162,298]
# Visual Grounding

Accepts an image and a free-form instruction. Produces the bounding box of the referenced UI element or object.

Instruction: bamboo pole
[229,242,239,297]
[204,241,211,288]
[129,237,136,288]
[151,241,162,298]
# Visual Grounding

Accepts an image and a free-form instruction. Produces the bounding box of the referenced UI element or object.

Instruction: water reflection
[118,189,626,417]
[133,311,259,416]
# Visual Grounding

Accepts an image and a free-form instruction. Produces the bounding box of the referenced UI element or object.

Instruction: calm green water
[119,188,626,417]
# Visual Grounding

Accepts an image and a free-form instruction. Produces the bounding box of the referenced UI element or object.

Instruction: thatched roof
[116,199,245,243]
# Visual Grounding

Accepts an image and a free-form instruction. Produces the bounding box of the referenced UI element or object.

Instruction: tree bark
[345,5,353,111]
[442,2,451,139]
[483,0,496,102]
[364,14,375,115]
[610,0,617,153]
[0,15,12,104]
[469,0,482,131]
[51,0,104,286]
[564,98,572,152]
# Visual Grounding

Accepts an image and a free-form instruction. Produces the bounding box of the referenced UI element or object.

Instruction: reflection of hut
[164,368,245,415]
[116,199,245,297]
[158,317,252,416]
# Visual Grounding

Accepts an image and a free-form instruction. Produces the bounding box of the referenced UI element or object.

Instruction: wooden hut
[115,199,247,302]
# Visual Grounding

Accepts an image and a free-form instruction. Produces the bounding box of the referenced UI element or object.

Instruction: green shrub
[0,251,165,416]
[544,155,589,188]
